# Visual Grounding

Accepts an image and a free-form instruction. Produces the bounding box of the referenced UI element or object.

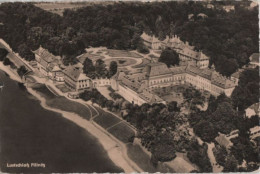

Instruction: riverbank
[0,70,123,173]
[0,63,141,173]
[0,62,22,83]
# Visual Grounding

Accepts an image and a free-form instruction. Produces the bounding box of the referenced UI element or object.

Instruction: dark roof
[144,62,172,78]
[63,65,89,82]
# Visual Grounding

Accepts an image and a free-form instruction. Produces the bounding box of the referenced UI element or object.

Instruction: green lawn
[132,58,151,68]
[104,58,137,67]
[107,49,142,58]
[33,84,56,100]
[33,85,91,120]
[93,107,121,129]
[55,84,71,93]
[126,144,175,173]
[46,97,91,120]
[108,122,135,143]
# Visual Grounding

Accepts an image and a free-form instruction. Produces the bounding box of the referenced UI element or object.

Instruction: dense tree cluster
[80,88,127,112]
[0,48,8,61]
[213,145,228,166]
[231,68,259,111]
[188,90,259,171]
[182,87,205,111]
[189,94,242,142]
[17,65,28,77]
[158,48,179,67]
[0,1,258,75]
[186,138,212,172]
[83,58,118,78]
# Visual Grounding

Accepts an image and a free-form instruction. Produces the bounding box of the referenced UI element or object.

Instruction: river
[0,70,123,173]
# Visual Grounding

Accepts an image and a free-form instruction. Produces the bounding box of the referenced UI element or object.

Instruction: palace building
[111,62,237,105]
[141,32,209,69]
[63,65,91,92]
[33,46,64,82]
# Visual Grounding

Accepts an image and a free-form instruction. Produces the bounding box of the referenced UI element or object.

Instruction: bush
[0,48,8,61]
[137,43,150,54]
[186,139,212,172]
[17,65,28,77]
[213,145,227,166]
[3,57,12,66]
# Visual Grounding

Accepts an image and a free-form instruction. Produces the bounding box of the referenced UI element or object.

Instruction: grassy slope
[33,85,91,120]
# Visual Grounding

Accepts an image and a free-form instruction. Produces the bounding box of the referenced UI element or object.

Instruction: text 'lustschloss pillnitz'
[6,163,46,168]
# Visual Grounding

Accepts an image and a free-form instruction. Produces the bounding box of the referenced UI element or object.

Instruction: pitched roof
[63,65,89,82]
[33,46,62,69]
[144,62,172,78]
[211,72,236,89]
[33,46,56,63]
[185,65,236,89]
[169,66,186,75]
[215,134,233,148]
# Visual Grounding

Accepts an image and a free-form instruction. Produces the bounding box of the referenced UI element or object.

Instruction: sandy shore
[0,62,22,83]
[0,63,142,173]
[28,88,141,173]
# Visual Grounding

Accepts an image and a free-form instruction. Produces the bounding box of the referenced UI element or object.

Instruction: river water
[0,70,123,173]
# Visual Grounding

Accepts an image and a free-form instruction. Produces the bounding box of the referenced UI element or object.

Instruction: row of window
[79,84,87,88]
[149,76,184,85]
[79,80,88,83]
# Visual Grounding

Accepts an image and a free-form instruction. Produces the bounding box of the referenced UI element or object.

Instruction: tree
[158,48,180,67]
[95,59,107,77]
[17,65,28,77]
[109,61,118,77]
[183,88,205,112]
[17,43,35,61]
[137,41,150,54]
[231,68,259,111]
[3,57,12,66]
[83,57,95,75]
[167,101,180,112]
[0,48,8,61]
[194,120,218,142]
[223,155,238,172]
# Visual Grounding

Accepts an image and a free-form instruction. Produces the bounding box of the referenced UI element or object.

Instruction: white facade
[92,78,111,87]
[118,83,146,106]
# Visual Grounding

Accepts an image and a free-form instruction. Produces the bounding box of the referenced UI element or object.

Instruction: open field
[34,2,116,16]
[93,107,122,129]
[106,49,142,58]
[108,122,135,143]
[104,58,137,67]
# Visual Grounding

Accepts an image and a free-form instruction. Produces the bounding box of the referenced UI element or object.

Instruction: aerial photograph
[0,0,259,173]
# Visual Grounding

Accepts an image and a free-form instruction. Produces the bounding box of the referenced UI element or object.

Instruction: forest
[0,1,258,75]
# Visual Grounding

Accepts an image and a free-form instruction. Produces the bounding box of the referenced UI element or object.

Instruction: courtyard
[153,84,190,105]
